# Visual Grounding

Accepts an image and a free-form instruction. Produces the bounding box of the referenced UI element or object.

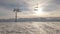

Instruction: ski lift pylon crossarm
[13,8,21,12]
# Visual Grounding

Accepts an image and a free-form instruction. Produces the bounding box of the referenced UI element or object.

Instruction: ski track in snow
[0,22,60,34]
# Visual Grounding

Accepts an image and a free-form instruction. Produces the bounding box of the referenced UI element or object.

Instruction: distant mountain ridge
[0,17,60,22]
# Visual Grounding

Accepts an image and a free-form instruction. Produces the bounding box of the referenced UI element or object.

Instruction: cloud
[0,0,60,18]
[0,0,34,18]
[42,0,60,12]
[0,0,32,11]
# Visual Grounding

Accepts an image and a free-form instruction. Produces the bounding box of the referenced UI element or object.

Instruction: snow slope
[0,22,60,34]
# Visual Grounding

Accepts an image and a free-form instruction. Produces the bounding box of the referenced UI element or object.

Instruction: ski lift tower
[34,0,38,11]
[13,8,21,22]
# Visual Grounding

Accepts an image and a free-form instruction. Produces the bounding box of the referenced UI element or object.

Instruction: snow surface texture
[0,22,60,34]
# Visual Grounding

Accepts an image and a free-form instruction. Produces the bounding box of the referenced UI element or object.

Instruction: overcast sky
[0,0,60,19]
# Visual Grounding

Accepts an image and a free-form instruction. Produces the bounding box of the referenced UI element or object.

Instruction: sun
[34,7,44,16]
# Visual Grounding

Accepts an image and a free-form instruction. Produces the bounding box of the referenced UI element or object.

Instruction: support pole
[15,11,17,22]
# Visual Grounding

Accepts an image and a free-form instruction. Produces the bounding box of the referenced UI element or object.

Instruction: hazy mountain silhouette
[0,17,60,22]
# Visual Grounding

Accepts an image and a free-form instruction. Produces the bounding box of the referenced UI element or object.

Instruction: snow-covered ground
[0,22,60,34]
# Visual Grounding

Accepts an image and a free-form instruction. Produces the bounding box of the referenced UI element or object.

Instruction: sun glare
[34,7,44,16]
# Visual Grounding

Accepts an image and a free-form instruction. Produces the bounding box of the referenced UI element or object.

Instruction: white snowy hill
[0,22,60,34]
